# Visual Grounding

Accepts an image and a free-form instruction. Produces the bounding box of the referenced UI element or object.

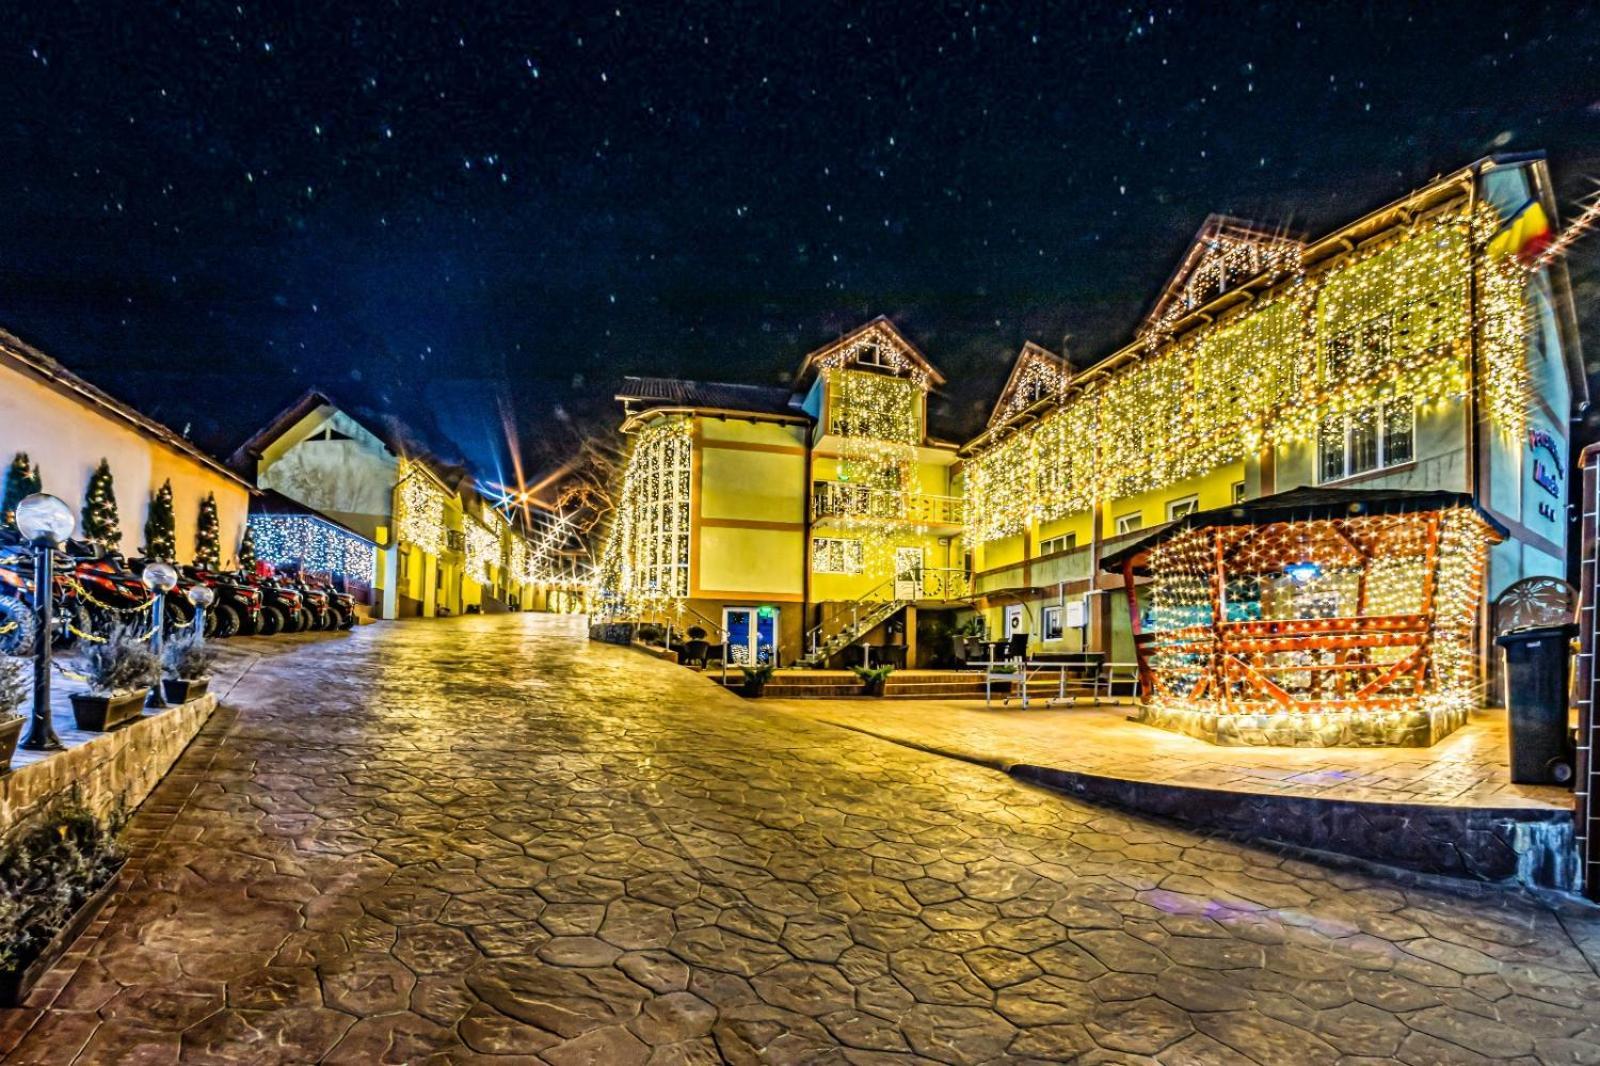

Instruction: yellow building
[234,390,576,619]
[600,318,966,667]
[961,154,1585,680]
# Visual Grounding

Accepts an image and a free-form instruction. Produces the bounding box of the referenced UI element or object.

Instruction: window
[1318,397,1415,482]
[1115,513,1143,535]
[1167,496,1200,521]
[1232,481,1248,504]
[1042,605,1063,640]
[1324,315,1393,381]
[812,537,864,574]
[1037,533,1076,557]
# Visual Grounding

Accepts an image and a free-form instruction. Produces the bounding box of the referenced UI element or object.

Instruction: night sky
[2,2,1598,485]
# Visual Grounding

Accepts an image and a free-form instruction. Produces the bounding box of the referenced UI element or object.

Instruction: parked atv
[238,574,303,636]
[179,567,263,637]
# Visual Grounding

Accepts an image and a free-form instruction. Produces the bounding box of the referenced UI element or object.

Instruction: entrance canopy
[1101,487,1506,747]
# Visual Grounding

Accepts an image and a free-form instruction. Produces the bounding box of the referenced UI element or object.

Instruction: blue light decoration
[1284,560,1322,586]
[247,513,377,583]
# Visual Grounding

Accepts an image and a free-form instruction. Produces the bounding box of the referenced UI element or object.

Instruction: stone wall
[0,695,218,833]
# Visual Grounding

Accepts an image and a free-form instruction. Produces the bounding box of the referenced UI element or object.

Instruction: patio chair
[680,639,710,668]
[1003,632,1029,663]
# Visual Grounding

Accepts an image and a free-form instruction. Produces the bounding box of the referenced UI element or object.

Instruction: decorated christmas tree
[194,492,221,569]
[143,479,177,563]
[1,453,43,531]
[81,459,121,550]
[237,522,258,573]
[1,453,32,531]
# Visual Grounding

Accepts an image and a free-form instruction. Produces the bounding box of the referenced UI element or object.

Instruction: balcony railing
[811,481,964,527]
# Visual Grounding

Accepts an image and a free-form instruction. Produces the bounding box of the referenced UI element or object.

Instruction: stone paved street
[8,613,1600,1064]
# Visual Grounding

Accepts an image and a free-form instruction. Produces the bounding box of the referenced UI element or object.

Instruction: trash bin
[1495,623,1577,785]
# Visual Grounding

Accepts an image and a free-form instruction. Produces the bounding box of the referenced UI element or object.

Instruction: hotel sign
[1529,427,1564,522]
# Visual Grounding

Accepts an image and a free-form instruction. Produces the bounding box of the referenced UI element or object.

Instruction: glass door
[894,547,923,600]
[723,607,779,665]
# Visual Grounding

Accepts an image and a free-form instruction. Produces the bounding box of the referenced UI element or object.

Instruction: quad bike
[236,573,303,637]
[179,567,262,637]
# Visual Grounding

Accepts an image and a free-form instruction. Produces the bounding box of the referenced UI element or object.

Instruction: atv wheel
[0,595,36,657]
[257,604,285,636]
[213,602,241,638]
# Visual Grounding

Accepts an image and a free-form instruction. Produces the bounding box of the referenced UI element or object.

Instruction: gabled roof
[0,327,254,490]
[615,377,801,419]
[987,342,1072,429]
[795,316,946,389]
[229,387,469,491]
[1100,486,1507,574]
[1139,214,1306,337]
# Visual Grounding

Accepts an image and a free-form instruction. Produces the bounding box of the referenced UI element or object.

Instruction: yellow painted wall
[700,448,806,522]
[0,357,251,564]
[1100,462,1244,538]
[698,525,805,596]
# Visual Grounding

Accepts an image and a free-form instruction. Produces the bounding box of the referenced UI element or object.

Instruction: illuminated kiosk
[1102,488,1505,748]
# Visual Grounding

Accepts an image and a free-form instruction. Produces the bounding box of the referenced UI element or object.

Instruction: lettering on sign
[1528,427,1564,522]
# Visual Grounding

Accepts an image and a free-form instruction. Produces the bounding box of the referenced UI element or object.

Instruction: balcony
[811,481,963,528]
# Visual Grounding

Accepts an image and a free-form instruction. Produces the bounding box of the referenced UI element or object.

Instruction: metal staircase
[800,579,906,668]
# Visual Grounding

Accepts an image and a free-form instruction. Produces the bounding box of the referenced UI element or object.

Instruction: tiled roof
[616,377,802,418]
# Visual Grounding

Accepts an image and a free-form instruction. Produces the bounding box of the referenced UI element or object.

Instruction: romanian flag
[1488,198,1553,265]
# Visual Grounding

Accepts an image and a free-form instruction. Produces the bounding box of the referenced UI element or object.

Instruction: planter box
[0,716,21,773]
[0,864,122,1007]
[69,691,147,732]
[161,677,210,704]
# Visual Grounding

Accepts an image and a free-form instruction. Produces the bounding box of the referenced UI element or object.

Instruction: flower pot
[863,679,887,698]
[742,680,767,698]
[70,690,147,732]
[161,676,210,704]
[0,863,122,1007]
[0,716,22,772]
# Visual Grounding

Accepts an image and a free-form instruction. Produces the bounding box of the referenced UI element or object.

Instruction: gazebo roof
[1100,486,1507,574]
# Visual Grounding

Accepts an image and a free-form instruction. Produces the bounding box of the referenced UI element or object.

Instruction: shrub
[740,664,775,685]
[74,626,160,695]
[0,793,125,974]
[162,631,218,681]
[686,625,707,641]
[0,659,24,718]
[853,665,895,686]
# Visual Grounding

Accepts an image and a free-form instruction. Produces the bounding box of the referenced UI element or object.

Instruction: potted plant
[853,664,895,697]
[161,630,217,704]
[0,793,126,1006]
[69,626,159,731]
[0,660,26,772]
[741,664,775,698]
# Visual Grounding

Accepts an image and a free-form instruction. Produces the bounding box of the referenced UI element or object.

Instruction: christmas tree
[194,492,221,569]
[143,479,177,562]
[238,523,258,573]
[81,459,121,550]
[1,453,32,531]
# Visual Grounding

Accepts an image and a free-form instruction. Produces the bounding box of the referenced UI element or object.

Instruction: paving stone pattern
[7,614,1600,1064]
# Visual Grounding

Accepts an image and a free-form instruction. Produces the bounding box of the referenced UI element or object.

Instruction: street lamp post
[15,493,76,752]
[141,562,179,709]
[187,583,214,638]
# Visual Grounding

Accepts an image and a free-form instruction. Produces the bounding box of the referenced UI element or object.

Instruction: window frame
[1317,396,1416,484]
[1166,495,1200,522]
[1037,533,1077,557]
[811,536,865,575]
[1041,605,1063,641]
[1232,480,1248,504]
[1114,512,1143,535]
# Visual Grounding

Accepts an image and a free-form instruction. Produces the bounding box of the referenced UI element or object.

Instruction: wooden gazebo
[1101,488,1505,747]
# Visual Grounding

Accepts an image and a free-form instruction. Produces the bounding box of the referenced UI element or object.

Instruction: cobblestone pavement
[9,614,1600,1065]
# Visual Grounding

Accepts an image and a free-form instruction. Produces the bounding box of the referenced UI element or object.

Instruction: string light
[248,514,377,583]
[967,208,1530,545]
[597,417,692,615]
[1139,506,1495,744]
[464,514,498,584]
[395,458,448,556]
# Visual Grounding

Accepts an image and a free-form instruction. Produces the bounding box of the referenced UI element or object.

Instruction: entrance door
[894,547,923,601]
[723,607,779,666]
